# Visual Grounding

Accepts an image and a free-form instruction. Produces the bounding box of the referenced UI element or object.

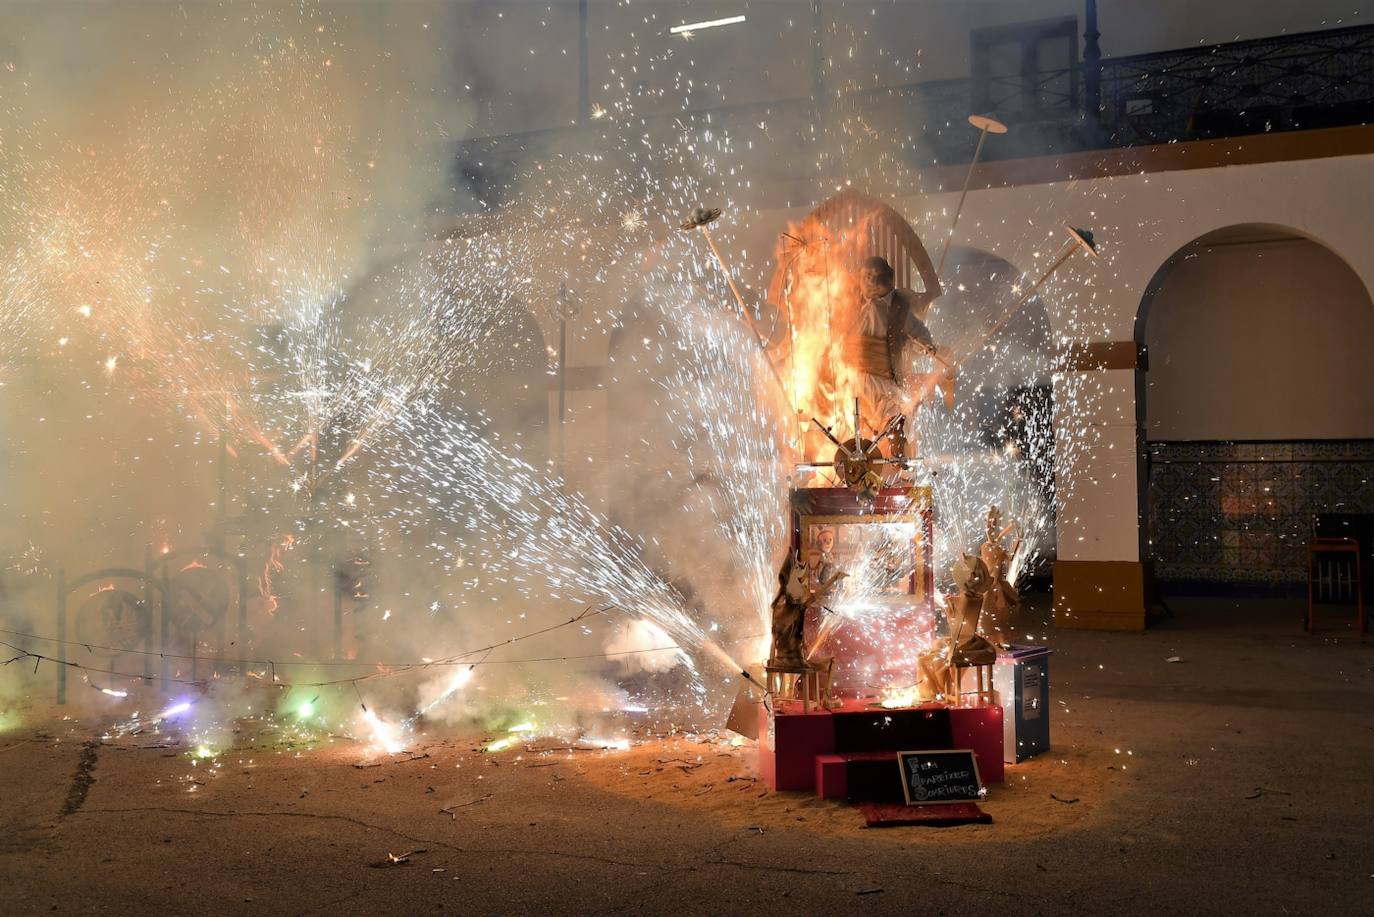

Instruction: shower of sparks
[625,287,793,652]
[0,0,1125,750]
[366,403,745,689]
[361,707,405,754]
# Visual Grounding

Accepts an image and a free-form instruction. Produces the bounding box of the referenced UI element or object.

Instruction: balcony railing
[455,23,1374,204]
[1098,23,1374,146]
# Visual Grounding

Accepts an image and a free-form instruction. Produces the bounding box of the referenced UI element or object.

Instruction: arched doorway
[934,245,1055,441]
[1138,224,1374,591]
[929,245,1057,574]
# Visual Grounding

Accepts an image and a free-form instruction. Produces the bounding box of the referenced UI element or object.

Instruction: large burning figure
[844,254,942,453]
[768,190,954,467]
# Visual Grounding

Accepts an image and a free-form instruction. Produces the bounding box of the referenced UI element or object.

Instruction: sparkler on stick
[679,207,792,403]
[936,114,1008,276]
[975,225,1099,350]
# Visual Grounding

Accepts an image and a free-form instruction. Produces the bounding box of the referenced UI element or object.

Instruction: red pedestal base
[758,700,1003,800]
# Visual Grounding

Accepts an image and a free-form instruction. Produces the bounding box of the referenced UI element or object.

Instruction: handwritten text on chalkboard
[896,749,986,805]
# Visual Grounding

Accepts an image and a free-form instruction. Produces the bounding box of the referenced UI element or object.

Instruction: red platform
[757,699,1004,800]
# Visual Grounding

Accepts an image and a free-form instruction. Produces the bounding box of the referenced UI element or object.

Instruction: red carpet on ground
[860,802,992,828]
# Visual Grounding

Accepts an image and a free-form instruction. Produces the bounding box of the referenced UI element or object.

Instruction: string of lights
[0,638,693,695]
[0,602,616,672]
[0,602,677,693]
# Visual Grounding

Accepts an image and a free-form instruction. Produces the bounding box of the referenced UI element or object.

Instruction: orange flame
[258,534,295,616]
[771,211,878,459]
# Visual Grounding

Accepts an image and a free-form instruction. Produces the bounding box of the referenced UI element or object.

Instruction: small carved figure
[917,553,998,701]
[979,505,1023,647]
[769,552,846,669]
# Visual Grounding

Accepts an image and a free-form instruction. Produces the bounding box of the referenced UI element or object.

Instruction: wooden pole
[557,286,568,481]
[143,545,154,682]
[333,579,344,661]
[697,225,793,402]
[1083,0,1104,138]
[236,554,248,678]
[160,558,171,693]
[577,0,590,123]
[937,115,1008,276]
[937,127,989,275]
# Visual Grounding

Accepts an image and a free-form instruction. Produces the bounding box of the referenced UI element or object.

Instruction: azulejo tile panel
[1147,440,1374,585]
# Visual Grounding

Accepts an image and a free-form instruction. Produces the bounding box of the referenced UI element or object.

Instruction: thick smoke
[0,0,1152,744]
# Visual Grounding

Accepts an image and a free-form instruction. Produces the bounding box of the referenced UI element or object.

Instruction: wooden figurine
[769,553,810,668]
[979,505,1023,647]
[917,553,998,703]
[769,552,846,668]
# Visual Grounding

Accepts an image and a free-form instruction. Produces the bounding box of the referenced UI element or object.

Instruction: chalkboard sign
[896,749,985,805]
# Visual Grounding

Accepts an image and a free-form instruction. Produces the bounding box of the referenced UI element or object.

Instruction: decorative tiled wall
[1147,441,1374,585]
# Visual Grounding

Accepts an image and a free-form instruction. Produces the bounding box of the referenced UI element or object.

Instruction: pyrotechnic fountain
[0,4,1114,797]
[661,184,1102,808]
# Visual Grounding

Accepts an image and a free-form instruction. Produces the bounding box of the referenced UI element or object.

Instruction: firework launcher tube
[741,669,767,691]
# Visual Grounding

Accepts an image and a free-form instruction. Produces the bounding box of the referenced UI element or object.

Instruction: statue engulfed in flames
[766,191,955,467]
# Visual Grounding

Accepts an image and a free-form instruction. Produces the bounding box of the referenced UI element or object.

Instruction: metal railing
[455,23,1374,203]
[1098,23,1374,146]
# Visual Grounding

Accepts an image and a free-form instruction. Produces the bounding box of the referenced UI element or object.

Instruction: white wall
[1143,234,1374,441]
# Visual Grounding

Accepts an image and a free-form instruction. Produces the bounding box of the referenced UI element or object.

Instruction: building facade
[447,3,1374,628]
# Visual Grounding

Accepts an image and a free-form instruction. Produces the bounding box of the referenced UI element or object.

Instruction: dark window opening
[972,17,1079,118]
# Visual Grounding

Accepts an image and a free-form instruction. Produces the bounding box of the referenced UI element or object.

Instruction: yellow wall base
[1053,560,1148,631]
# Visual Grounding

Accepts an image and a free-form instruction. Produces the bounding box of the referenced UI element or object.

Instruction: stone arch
[1136,222,1374,589]
[928,245,1056,448]
[1136,222,1374,442]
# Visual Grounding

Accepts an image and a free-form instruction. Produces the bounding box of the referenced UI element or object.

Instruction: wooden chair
[767,187,943,314]
[944,590,997,707]
[765,664,827,712]
[948,662,996,707]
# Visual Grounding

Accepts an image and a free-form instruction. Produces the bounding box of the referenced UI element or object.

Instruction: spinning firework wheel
[834,437,881,489]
